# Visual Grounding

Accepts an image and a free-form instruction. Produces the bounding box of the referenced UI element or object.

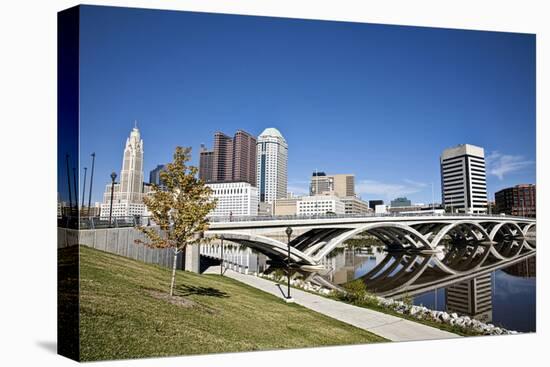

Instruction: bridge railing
[207,211,532,223]
[58,215,152,229]
[59,211,533,229]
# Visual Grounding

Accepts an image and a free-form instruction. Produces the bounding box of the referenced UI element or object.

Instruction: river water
[319,243,536,332]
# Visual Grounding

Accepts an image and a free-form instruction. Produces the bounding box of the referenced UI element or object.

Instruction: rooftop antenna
[134,120,138,129]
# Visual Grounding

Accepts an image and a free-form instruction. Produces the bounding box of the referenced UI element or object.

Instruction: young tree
[137,146,217,297]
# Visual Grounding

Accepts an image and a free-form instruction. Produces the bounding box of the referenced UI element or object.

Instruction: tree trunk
[169,247,179,297]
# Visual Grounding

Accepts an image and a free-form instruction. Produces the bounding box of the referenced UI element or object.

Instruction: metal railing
[58,211,533,230]
[58,215,152,229]
[207,211,532,223]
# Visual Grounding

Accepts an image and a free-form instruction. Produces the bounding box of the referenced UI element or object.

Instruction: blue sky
[77,5,535,204]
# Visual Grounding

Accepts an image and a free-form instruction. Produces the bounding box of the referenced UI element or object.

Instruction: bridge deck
[209,214,535,230]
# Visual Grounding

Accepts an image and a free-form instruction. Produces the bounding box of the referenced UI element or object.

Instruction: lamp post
[81,167,87,211]
[65,154,73,212]
[285,226,293,302]
[431,182,435,213]
[87,153,96,216]
[220,235,224,277]
[72,167,78,211]
[108,171,117,227]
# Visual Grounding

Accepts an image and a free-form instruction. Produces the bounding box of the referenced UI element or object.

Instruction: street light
[431,182,435,213]
[285,226,293,302]
[81,167,88,211]
[87,152,96,216]
[108,171,117,227]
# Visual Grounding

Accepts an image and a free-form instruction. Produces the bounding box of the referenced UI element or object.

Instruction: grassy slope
[79,246,386,361]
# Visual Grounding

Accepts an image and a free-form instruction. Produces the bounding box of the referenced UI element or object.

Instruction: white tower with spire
[119,122,144,203]
[101,123,150,219]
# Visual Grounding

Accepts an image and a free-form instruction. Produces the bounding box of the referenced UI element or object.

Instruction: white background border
[0,1,547,366]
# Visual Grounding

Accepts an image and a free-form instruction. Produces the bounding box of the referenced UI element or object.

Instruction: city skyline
[75,6,535,205]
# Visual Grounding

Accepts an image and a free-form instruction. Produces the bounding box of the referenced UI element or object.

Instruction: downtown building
[494,184,536,217]
[369,200,384,210]
[310,172,355,197]
[296,195,345,216]
[198,144,214,183]
[440,144,488,214]
[199,130,257,186]
[100,126,151,219]
[149,164,166,186]
[273,195,368,216]
[340,196,370,215]
[390,197,411,207]
[309,171,368,215]
[206,181,258,217]
[257,128,288,205]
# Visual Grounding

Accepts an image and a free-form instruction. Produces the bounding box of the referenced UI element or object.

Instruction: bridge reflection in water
[329,238,536,298]
[315,238,536,329]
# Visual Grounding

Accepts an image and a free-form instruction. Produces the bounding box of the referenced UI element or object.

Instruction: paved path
[205,266,459,342]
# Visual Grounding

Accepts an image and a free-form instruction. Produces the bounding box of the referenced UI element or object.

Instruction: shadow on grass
[175,284,229,298]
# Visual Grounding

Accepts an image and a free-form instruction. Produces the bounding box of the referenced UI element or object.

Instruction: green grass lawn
[78,246,386,361]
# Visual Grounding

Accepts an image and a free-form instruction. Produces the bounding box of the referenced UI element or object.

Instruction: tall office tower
[212,132,233,182]
[116,124,144,203]
[101,124,147,218]
[446,273,493,323]
[257,127,288,203]
[440,144,488,214]
[207,130,257,185]
[232,130,257,185]
[198,144,214,182]
[149,164,166,186]
[310,172,355,197]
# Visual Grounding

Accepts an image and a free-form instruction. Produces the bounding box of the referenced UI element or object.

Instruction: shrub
[342,280,368,304]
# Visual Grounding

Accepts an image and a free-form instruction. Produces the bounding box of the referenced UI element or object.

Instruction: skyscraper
[440,144,487,214]
[212,132,233,182]
[198,144,214,182]
[201,130,257,186]
[149,164,166,186]
[119,124,144,203]
[232,130,257,185]
[257,127,288,203]
[100,124,148,218]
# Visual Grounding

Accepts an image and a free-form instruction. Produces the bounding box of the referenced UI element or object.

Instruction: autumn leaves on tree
[137,147,217,296]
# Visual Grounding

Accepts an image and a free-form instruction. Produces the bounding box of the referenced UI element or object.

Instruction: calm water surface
[320,244,536,332]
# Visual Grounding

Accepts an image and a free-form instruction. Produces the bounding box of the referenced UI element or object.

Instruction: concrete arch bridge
[204,214,536,271]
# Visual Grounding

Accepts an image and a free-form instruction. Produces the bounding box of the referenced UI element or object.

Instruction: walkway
[205,266,459,342]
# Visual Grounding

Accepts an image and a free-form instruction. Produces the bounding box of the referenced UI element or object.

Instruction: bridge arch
[205,231,317,265]
[430,221,492,248]
[523,223,536,237]
[312,222,432,261]
[489,221,524,241]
